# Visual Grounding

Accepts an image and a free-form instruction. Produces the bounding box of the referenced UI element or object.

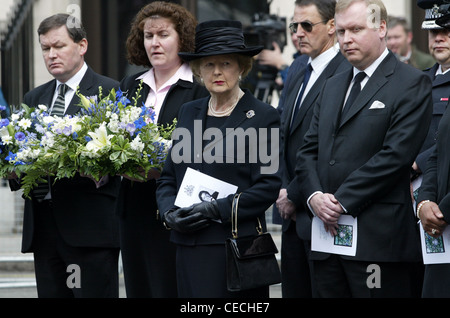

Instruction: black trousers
[280,223,315,298]
[119,209,177,298]
[32,200,120,298]
[312,254,419,298]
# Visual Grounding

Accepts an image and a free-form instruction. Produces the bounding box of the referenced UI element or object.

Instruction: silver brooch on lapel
[246,110,255,119]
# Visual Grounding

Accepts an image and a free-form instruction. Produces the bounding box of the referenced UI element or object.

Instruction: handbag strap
[231,193,263,239]
[231,193,241,238]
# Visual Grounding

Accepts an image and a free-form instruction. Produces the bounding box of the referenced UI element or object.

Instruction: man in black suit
[275,0,350,298]
[10,14,121,298]
[290,0,433,297]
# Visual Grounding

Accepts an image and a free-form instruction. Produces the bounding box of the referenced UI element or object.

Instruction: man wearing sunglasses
[275,0,351,298]
[291,0,432,298]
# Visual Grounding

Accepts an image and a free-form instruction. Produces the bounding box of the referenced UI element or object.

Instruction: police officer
[414,0,450,188]
[415,0,450,298]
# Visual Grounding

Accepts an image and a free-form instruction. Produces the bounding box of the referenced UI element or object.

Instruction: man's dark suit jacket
[281,52,351,240]
[416,64,450,172]
[11,66,121,252]
[417,98,450,297]
[290,51,433,262]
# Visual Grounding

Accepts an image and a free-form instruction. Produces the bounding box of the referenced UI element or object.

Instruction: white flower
[0,126,10,139]
[43,115,57,126]
[86,123,113,153]
[51,116,83,134]
[2,135,12,145]
[107,117,120,133]
[130,134,145,153]
[11,114,20,122]
[18,118,32,130]
[38,105,48,112]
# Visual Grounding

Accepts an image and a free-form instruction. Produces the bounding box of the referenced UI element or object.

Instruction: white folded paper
[174,167,238,208]
[420,222,450,264]
[311,215,358,256]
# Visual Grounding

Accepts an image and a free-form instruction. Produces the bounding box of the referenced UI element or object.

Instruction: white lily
[86,123,113,153]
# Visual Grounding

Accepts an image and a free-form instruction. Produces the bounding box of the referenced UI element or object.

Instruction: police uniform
[416,0,450,298]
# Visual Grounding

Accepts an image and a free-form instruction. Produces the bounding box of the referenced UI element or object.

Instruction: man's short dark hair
[295,0,337,21]
[38,13,87,42]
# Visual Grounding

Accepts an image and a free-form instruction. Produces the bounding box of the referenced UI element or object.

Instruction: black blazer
[14,66,121,252]
[418,104,450,224]
[280,52,351,240]
[416,64,450,172]
[156,90,282,245]
[291,52,433,262]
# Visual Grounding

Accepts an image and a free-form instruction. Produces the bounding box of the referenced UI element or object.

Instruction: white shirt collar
[137,62,193,91]
[309,43,340,74]
[436,64,450,76]
[353,48,389,78]
[57,62,88,91]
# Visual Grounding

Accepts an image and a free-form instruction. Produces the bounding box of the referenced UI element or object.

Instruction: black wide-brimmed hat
[178,20,263,61]
[417,0,445,29]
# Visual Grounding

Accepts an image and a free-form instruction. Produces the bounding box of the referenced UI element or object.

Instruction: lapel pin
[246,110,255,119]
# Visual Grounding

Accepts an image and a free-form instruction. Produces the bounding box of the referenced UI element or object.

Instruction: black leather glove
[183,200,221,220]
[163,208,209,233]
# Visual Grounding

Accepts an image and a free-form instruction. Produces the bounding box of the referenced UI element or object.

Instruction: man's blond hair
[335,0,388,28]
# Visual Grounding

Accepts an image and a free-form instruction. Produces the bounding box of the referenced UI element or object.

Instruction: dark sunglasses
[289,20,328,33]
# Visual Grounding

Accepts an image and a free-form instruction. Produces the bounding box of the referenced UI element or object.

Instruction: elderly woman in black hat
[156,20,282,298]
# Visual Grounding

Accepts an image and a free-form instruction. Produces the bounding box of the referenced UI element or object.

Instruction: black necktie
[291,63,313,126]
[52,84,68,116]
[342,72,366,118]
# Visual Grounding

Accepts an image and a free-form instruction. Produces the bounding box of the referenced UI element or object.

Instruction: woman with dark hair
[117,1,208,298]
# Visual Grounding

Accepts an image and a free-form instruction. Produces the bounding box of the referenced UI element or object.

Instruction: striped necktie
[52,84,68,116]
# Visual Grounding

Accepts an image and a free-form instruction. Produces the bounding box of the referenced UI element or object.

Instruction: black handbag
[225,193,281,292]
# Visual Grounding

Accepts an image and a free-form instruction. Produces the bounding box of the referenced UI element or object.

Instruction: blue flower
[5,151,16,162]
[134,117,146,130]
[35,124,46,134]
[126,123,136,136]
[0,118,9,128]
[85,136,92,142]
[15,132,26,142]
[72,132,78,140]
[63,126,72,136]
[116,88,123,100]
